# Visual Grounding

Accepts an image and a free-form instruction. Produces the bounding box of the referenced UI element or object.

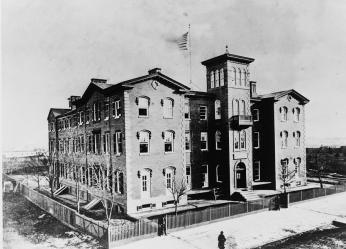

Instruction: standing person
[162,215,167,235]
[218,231,226,249]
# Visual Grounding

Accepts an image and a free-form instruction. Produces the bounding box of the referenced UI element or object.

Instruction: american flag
[177,32,189,51]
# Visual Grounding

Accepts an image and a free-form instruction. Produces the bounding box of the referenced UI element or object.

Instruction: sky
[2,0,346,151]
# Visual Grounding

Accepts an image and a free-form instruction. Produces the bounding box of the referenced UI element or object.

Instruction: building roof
[258,89,310,104]
[201,52,255,66]
[47,108,70,120]
[185,90,214,99]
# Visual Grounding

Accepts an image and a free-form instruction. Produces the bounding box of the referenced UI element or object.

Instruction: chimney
[91,78,107,84]
[250,81,257,98]
[148,68,161,75]
[68,96,81,110]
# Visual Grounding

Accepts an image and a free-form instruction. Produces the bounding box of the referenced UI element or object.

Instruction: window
[139,131,150,154]
[253,132,260,149]
[138,97,149,117]
[103,132,110,154]
[243,69,247,85]
[186,165,191,188]
[80,135,85,152]
[215,100,221,119]
[184,100,190,119]
[88,135,93,153]
[253,109,259,121]
[238,68,242,86]
[113,171,124,194]
[215,69,219,87]
[233,99,239,115]
[113,131,123,155]
[141,169,151,198]
[93,102,101,121]
[215,131,221,150]
[199,106,207,120]
[240,100,246,115]
[210,71,215,88]
[163,98,173,118]
[280,131,288,148]
[281,158,289,176]
[233,67,237,85]
[185,131,191,151]
[253,161,260,181]
[94,132,101,154]
[293,107,300,122]
[240,131,246,149]
[234,131,240,150]
[220,69,224,86]
[293,131,301,147]
[200,132,208,151]
[164,131,174,153]
[85,108,90,124]
[216,165,222,182]
[294,157,301,175]
[104,101,110,120]
[112,100,121,118]
[79,111,84,125]
[280,106,288,121]
[165,167,175,190]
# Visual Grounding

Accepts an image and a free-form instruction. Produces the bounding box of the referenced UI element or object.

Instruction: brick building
[48,51,309,214]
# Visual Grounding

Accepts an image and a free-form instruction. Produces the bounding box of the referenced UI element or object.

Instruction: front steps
[83,198,102,210]
[230,190,262,202]
[53,185,68,196]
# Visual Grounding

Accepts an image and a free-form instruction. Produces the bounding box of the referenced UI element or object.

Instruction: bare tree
[314,147,330,189]
[91,164,115,226]
[279,161,296,194]
[27,152,49,190]
[167,174,188,216]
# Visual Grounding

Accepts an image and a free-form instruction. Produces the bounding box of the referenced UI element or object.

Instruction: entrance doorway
[235,162,246,189]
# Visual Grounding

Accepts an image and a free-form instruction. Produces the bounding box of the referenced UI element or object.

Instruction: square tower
[201,52,255,196]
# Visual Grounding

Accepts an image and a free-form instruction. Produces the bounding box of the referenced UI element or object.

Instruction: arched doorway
[235,162,247,189]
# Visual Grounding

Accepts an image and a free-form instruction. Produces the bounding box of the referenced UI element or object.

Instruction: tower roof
[201,52,255,66]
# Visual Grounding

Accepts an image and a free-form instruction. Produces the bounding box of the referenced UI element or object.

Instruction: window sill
[139,153,150,156]
[164,151,174,154]
[163,117,173,119]
[201,149,208,152]
[115,153,122,156]
[138,116,149,118]
[113,115,121,119]
[254,147,260,149]
[216,148,222,151]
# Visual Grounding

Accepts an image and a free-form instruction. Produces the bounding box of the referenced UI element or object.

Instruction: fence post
[246,202,249,213]
[300,190,303,201]
[324,188,327,196]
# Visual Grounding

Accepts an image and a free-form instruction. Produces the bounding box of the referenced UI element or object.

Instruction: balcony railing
[230,115,253,128]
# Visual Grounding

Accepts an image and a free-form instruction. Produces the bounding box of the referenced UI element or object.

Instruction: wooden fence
[4,174,108,241]
[4,173,346,248]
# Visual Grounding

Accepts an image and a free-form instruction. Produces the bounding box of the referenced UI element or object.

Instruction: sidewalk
[117,192,346,249]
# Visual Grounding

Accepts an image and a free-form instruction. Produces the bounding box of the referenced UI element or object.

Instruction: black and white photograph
[2,0,346,248]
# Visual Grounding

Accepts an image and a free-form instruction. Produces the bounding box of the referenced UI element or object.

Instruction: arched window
[210,71,215,88]
[234,131,240,150]
[280,106,288,121]
[137,96,150,117]
[215,100,221,119]
[140,168,152,198]
[238,68,242,86]
[215,130,221,150]
[294,131,301,146]
[215,69,219,87]
[281,158,289,175]
[138,130,151,154]
[163,98,173,118]
[233,67,237,85]
[240,100,246,115]
[163,130,174,153]
[294,158,302,175]
[165,167,176,190]
[233,99,239,115]
[243,69,247,86]
[280,131,288,148]
[293,107,300,122]
[240,130,246,149]
[220,69,224,86]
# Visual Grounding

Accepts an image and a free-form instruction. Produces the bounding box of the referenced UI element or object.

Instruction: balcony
[230,115,253,129]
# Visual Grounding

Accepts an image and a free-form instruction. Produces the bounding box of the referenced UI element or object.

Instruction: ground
[116,192,346,249]
[3,193,104,249]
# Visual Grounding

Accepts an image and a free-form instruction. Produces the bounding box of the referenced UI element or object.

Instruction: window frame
[253,132,260,149]
[185,131,191,152]
[215,100,221,120]
[199,105,208,120]
[138,96,149,117]
[215,130,222,150]
[163,98,174,119]
[253,161,260,182]
[139,131,150,155]
[253,109,259,121]
[200,132,208,151]
[164,130,174,153]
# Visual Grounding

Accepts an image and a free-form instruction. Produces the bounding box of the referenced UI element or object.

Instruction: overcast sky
[2,0,346,151]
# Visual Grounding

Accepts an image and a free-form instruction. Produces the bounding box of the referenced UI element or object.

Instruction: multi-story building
[48,51,309,214]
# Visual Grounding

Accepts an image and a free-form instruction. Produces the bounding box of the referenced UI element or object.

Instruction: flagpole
[189,24,192,85]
